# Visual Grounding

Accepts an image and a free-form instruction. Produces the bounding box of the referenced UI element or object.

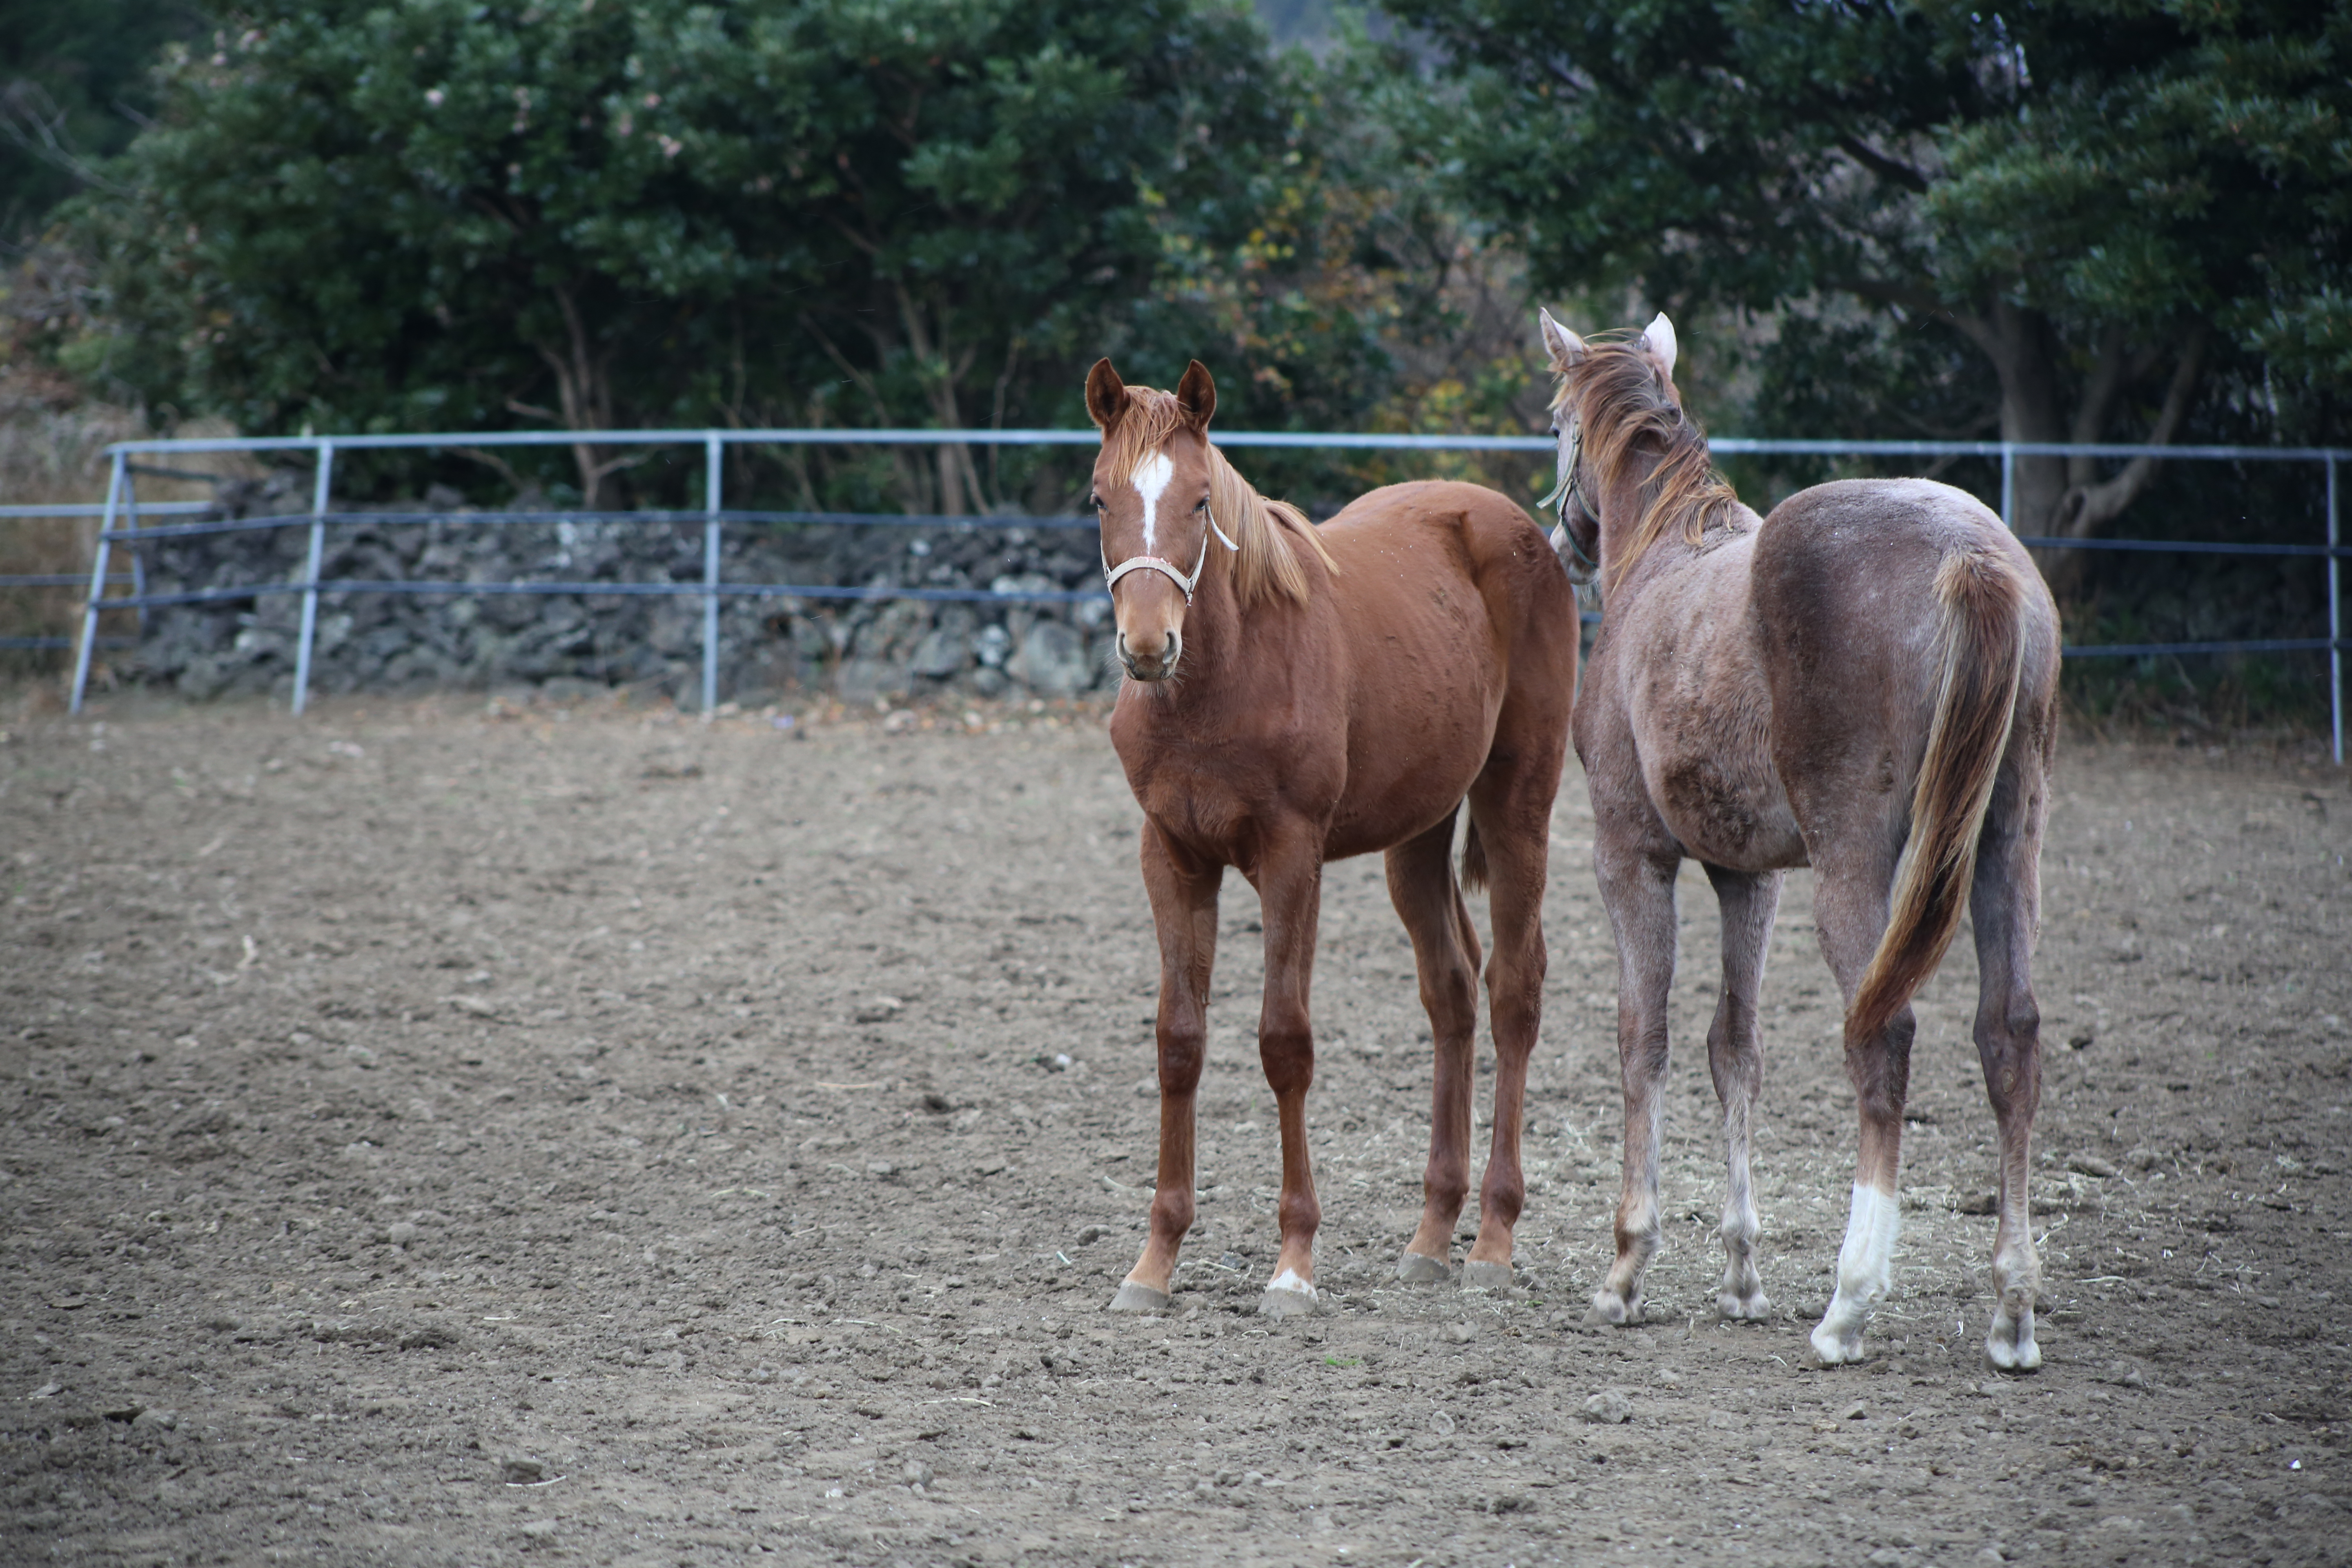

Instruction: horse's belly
[1648,751,1806,871]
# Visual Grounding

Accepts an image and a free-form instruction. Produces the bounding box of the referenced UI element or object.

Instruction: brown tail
[1847,548,2028,1045]
[1460,815,1489,892]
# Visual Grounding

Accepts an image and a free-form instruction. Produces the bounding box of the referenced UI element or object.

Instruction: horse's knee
[1258,1020,1314,1096]
[1156,1019,1205,1094]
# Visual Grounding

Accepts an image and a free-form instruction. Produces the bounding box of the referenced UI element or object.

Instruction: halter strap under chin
[1100,512,1236,604]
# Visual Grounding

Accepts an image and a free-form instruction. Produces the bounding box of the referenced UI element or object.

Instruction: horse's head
[1538,307,1681,584]
[1085,357,1223,683]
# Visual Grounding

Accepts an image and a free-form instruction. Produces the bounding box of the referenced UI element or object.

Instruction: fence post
[125,468,147,631]
[2000,443,2015,530]
[68,451,125,715]
[702,433,723,715]
[292,441,334,717]
[2330,453,2343,768]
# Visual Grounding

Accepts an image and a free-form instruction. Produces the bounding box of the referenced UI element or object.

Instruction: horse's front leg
[1703,864,1782,1321]
[1254,824,1326,1319]
[1111,826,1222,1313]
[1587,839,1680,1328]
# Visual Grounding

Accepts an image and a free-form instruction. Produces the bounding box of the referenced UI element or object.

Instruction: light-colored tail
[1847,548,2028,1045]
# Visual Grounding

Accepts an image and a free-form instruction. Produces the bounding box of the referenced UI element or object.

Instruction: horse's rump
[1751,479,2057,1040]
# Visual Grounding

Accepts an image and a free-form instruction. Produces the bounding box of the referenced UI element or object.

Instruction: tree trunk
[1953,300,2209,598]
[533,282,633,510]
[1970,299,2071,538]
[895,284,983,517]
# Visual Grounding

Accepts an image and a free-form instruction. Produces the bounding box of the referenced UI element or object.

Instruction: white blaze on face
[1130,450,1174,553]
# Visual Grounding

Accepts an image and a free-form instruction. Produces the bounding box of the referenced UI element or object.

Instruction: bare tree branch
[0,80,126,196]
[1833,134,1931,194]
[2054,320,2210,541]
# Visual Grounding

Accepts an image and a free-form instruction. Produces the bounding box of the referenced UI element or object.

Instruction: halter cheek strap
[1535,422,1600,574]
[1100,510,1237,604]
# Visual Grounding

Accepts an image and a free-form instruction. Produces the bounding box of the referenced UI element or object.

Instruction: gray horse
[1541,311,2061,1370]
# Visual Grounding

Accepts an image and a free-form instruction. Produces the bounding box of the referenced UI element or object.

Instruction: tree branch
[2054,320,2210,541]
[1846,275,1990,350]
[1833,134,1931,194]
[2067,325,2132,486]
[455,445,535,501]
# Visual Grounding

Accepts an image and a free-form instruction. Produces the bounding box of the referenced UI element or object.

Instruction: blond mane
[1100,386,1336,608]
[1550,334,1744,588]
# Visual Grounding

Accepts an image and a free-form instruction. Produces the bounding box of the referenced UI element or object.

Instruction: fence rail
[2,428,2338,762]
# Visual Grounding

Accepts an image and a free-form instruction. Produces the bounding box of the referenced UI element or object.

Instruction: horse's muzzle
[1117,630,1180,683]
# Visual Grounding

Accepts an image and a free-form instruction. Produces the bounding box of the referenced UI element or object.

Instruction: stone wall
[126,476,1114,704]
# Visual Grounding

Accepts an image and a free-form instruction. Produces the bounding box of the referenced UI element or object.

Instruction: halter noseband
[1100,509,1238,605]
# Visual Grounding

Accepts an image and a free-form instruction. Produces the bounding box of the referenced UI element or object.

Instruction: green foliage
[1385,0,2351,460]
[1388,0,2347,727]
[60,0,1333,509]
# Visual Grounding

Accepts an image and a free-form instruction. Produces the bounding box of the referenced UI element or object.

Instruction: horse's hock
[115,483,1116,704]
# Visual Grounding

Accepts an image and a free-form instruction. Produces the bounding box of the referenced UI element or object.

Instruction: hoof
[1581,1291,1643,1330]
[1108,1280,1172,1314]
[1985,1310,2042,1373]
[1808,1319,1866,1366]
[1717,1289,1773,1323]
[1396,1250,1450,1285]
[1460,1260,1516,1294]
[1257,1282,1320,1320]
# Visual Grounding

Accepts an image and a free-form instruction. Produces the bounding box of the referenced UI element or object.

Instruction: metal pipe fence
[4,427,2340,761]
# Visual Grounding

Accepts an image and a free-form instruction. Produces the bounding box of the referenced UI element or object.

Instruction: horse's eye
[1087,493,1102,510]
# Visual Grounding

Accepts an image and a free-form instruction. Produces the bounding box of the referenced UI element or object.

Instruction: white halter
[1101,509,1237,604]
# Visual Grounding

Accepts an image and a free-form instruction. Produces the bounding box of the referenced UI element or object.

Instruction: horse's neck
[1597,447,1746,604]
[1596,448,1667,592]
[1142,560,1248,708]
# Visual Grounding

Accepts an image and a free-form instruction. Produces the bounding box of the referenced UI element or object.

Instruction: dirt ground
[4,689,2349,1568]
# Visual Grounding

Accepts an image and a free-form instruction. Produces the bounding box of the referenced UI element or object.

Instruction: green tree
[63,0,1303,509]
[1382,0,2352,552]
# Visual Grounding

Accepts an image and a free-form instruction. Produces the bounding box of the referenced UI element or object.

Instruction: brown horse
[1085,358,1580,1317]
[1539,312,2061,1370]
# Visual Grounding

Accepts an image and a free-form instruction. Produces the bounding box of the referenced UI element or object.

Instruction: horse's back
[1310,480,1579,858]
[1319,479,1577,641]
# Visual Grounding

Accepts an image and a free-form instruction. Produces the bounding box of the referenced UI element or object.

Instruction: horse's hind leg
[1971,763,2050,1371]
[1586,838,1680,1328]
[1807,849,1915,1365]
[1460,744,1565,1290]
[1702,864,1782,1321]
[1111,826,1222,1314]
[1386,814,1482,1283]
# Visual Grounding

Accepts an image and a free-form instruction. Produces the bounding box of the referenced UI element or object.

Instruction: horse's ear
[1539,308,1585,371]
[1175,359,1216,431]
[1086,359,1127,431]
[1642,312,1678,378]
